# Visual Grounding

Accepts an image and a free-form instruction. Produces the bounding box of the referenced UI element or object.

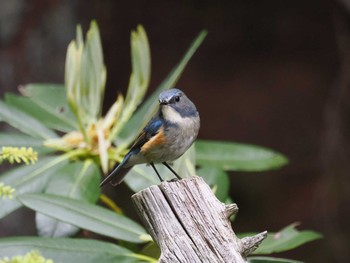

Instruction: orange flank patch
[141,127,166,153]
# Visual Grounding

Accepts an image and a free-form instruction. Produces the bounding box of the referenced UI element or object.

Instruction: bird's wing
[130,117,163,150]
[100,117,163,187]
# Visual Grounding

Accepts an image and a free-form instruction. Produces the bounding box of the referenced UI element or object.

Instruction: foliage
[252,223,322,254]
[240,223,322,262]
[0,237,138,263]
[248,257,303,263]
[18,193,148,243]
[0,21,320,262]
[0,250,53,263]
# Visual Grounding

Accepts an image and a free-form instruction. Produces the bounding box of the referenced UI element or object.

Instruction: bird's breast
[165,115,200,156]
[145,121,199,162]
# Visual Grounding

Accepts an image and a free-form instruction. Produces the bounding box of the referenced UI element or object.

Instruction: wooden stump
[132,176,267,263]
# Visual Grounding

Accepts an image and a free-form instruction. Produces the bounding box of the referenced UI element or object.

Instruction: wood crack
[132,176,267,263]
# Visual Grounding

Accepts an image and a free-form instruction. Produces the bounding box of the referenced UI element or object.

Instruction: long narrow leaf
[36,161,101,237]
[248,257,303,263]
[0,156,68,218]
[65,26,87,139]
[80,20,106,121]
[20,84,75,120]
[116,30,207,149]
[0,101,57,140]
[195,140,288,172]
[15,84,76,131]
[124,146,195,192]
[97,126,109,173]
[0,133,53,155]
[124,164,173,192]
[5,94,75,133]
[110,25,151,139]
[18,193,147,243]
[0,237,137,263]
[240,223,322,255]
[197,166,230,202]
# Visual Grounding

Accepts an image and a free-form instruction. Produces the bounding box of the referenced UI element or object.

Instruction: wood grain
[132,176,267,263]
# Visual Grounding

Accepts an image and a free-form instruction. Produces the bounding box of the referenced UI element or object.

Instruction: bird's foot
[168,178,180,183]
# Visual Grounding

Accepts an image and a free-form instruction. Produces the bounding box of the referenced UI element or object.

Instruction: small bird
[100,88,200,187]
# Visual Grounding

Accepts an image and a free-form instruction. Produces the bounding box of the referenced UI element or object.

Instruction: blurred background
[0,0,349,262]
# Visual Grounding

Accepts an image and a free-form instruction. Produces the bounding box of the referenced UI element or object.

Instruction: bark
[132,176,267,263]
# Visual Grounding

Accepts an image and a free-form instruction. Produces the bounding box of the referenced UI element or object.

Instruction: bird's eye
[174,96,180,102]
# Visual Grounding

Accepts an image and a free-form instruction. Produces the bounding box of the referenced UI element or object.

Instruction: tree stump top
[132,176,266,263]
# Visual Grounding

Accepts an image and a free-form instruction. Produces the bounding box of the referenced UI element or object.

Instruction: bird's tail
[99,155,132,187]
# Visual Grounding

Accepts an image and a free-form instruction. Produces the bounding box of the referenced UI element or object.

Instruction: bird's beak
[159,100,168,105]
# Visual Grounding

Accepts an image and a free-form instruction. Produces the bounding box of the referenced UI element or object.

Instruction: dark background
[1,0,349,262]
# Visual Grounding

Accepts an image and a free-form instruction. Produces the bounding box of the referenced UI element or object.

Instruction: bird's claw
[168,178,180,182]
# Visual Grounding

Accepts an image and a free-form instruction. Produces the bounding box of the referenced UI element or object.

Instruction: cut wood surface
[132,176,267,263]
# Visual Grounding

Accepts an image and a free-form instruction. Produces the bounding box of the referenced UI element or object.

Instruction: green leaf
[110,25,151,140]
[36,161,101,237]
[0,237,137,263]
[0,156,68,218]
[242,223,322,254]
[8,84,77,132]
[195,140,288,172]
[20,84,72,116]
[0,132,53,155]
[172,144,196,178]
[65,25,85,133]
[248,256,303,263]
[80,20,106,121]
[116,30,207,150]
[123,164,164,192]
[18,193,147,243]
[140,242,161,261]
[97,125,109,173]
[197,166,230,202]
[0,100,57,140]
[65,21,106,142]
[5,93,68,132]
[124,146,196,192]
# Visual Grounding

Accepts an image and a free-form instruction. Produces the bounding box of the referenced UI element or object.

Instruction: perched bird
[100,88,200,187]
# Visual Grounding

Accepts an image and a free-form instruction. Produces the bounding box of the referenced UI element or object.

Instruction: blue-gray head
[158,89,198,118]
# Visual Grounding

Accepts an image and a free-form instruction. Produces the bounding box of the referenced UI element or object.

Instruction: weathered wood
[132,176,267,263]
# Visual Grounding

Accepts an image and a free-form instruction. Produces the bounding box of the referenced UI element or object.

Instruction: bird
[100,88,200,187]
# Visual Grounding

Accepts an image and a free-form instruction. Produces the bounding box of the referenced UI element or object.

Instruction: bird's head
[158,88,198,120]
